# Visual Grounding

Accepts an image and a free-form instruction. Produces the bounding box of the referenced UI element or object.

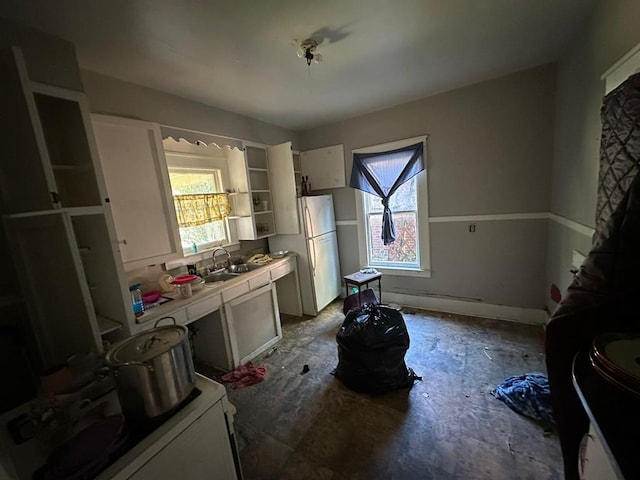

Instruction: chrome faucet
[211,247,231,270]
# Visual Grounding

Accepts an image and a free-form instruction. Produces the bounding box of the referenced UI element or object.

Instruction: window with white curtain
[354,136,431,276]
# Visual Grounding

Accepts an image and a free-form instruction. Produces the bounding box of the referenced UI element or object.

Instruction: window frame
[353,136,431,277]
[165,148,234,257]
[168,166,230,254]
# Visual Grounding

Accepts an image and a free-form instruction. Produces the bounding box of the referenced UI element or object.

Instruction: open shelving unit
[224,145,276,240]
[0,46,133,371]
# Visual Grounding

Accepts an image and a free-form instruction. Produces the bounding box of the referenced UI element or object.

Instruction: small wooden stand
[343,271,383,301]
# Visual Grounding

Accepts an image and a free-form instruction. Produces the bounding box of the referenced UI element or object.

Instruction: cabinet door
[300,144,345,190]
[224,283,281,367]
[267,141,299,234]
[128,401,237,480]
[5,213,101,370]
[92,115,181,270]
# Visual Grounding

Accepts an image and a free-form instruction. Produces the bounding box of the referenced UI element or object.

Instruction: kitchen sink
[202,263,263,283]
[203,272,240,283]
[227,263,262,273]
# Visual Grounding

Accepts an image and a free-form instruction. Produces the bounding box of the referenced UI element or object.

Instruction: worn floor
[201,301,562,480]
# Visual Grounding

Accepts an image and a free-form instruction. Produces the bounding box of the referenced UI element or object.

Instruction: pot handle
[154,316,177,328]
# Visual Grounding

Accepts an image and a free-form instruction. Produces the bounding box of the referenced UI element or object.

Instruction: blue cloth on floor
[492,372,555,423]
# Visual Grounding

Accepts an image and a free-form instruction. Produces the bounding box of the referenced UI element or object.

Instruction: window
[354,137,430,275]
[362,177,419,268]
[169,168,229,254]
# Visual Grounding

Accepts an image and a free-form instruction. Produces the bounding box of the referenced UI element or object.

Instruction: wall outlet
[469,224,476,233]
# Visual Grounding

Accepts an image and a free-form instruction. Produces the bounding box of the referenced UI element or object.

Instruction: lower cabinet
[127,400,237,480]
[225,283,282,367]
[4,211,132,371]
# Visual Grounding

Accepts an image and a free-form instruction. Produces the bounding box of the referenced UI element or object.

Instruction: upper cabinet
[268,142,299,234]
[0,47,107,213]
[300,144,346,191]
[232,145,276,240]
[92,115,181,271]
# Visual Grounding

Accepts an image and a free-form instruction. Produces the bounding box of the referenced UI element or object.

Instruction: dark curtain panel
[350,142,424,245]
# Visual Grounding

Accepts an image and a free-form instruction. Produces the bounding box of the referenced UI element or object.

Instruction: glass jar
[129,283,144,317]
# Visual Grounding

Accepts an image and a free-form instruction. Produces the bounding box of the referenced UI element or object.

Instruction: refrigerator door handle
[304,204,314,238]
[310,239,317,274]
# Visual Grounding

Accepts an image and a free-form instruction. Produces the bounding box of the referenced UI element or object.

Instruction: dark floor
[204,301,563,480]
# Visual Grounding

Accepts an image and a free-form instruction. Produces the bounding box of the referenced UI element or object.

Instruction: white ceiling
[2,0,598,130]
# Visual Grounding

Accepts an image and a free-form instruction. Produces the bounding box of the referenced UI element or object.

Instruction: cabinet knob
[117,239,128,246]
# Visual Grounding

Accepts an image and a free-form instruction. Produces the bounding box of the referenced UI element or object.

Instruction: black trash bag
[342,288,379,315]
[335,304,419,394]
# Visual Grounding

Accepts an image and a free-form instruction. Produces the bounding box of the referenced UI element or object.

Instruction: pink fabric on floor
[221,362,267,388]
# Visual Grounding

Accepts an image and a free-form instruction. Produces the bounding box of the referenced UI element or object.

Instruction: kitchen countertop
[136,253,297,329]
[0,375,229,480]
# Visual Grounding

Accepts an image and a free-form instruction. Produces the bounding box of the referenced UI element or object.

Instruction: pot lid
[105,325,188,365]
[172,274,197,285]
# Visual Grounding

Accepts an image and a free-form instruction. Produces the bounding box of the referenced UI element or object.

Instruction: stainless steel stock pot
[105,317,195,418]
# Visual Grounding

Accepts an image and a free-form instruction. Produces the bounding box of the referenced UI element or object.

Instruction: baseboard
[381,291,548,325]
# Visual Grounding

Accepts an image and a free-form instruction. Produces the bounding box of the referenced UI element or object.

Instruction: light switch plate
[572,250,586,270]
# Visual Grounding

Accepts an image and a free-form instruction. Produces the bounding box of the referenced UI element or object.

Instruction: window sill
[365,266,432,278]
[164,242,241,269]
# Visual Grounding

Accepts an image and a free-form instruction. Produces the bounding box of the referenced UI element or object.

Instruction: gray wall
[81,70,299,149]
[546,0,640,311]
[0,17,82,90]
[300,65,556,309]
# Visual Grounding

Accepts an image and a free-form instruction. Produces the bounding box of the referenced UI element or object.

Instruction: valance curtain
[173,193,231,228]
[350,142,424,245]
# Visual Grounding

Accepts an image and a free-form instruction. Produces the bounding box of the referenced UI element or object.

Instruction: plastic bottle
[129,283,144,317]
[301,176,307,196]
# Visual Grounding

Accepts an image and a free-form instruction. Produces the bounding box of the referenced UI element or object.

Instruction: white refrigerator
[269,194,341,316]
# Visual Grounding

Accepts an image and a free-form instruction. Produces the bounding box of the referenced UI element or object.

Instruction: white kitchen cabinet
[0,47,106,214]
[92,115,181,271]
[225,283,281,367]
[0,47,133,371]
[127,401,237,480]
[265,143,345,237]
[268,141,299,234]
[300,144,345,190]
[5,213,101,368]
[235,144,276,240]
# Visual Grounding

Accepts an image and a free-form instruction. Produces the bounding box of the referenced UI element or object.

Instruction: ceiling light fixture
[296,38,323,66]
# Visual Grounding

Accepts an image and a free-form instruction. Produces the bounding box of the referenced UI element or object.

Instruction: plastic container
[129,284,144,317]
[172,274,198,298]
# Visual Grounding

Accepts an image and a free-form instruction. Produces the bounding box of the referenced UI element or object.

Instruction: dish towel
[492,372,555,423]
[221,362,267,388]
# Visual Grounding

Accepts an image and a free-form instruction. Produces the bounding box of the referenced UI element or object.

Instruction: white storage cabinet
[91,115,181,271]
[0,47,133,370]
